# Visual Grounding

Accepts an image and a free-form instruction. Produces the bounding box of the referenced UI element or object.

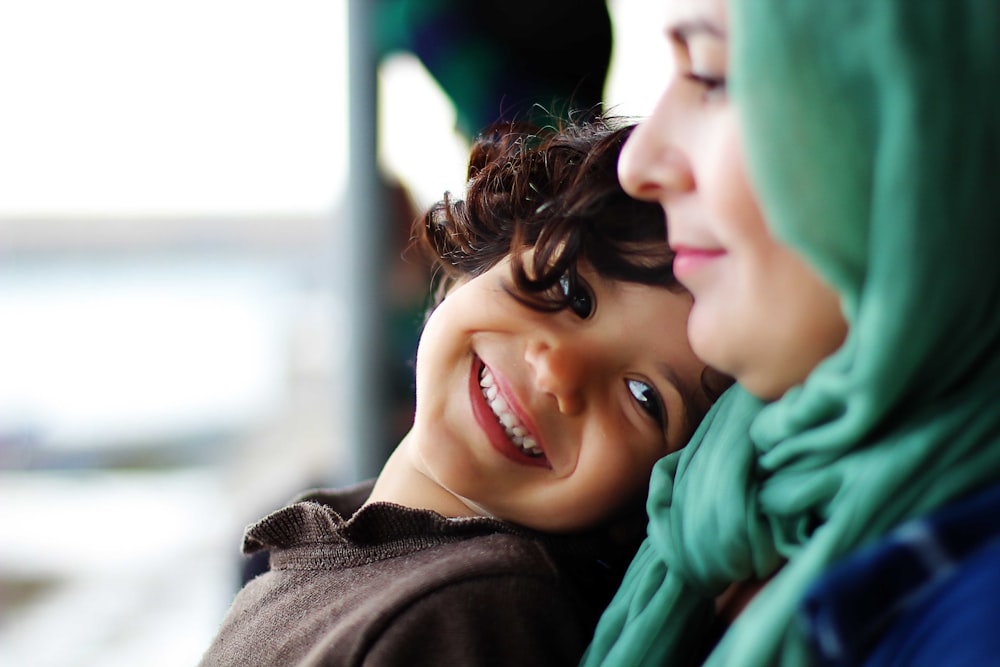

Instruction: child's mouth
[479,365,544,459]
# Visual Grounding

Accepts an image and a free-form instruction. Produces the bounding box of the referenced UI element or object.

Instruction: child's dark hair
[413,116,680,308]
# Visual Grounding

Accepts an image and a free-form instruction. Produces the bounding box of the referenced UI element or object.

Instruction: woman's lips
[468,357,551,469]
[672,246,725,281]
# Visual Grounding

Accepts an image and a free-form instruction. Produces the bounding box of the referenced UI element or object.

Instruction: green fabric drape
[583,1,1000,665]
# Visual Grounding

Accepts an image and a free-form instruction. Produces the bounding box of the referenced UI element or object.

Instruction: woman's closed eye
[627,378,666,429]
[684,71,727,100]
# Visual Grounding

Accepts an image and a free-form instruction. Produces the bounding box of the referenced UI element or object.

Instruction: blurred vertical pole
[343,0,387,481]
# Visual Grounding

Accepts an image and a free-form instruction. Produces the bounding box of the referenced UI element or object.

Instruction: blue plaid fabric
[801,484,1000,666]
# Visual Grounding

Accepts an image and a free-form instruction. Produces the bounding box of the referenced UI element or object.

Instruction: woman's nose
[524,338,588,416]
[617,92,695,202]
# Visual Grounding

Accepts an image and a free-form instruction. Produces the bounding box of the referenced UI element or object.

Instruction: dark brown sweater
[198,481,629,666]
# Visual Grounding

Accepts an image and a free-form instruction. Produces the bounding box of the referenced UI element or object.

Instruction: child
[198,118,728,667]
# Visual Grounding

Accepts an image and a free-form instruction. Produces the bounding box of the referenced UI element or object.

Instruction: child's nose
[524,338,588,416]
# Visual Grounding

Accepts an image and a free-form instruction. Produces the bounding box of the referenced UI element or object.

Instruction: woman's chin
[688,307,736,376]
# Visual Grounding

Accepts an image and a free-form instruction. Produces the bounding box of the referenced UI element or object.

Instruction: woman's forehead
[662,0,728,40]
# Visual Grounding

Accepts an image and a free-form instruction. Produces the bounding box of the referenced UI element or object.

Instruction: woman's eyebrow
[667,19,726,46]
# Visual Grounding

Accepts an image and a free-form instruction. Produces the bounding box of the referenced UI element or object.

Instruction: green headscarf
[583,1,1000,665]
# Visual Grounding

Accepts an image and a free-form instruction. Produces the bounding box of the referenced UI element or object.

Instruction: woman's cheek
[701,110,769,242]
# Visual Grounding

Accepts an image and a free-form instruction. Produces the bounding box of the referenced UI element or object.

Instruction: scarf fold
[582,386,775,666]
[583,1,1000,665]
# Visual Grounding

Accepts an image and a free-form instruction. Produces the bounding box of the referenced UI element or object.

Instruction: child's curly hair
[413,116,680,309]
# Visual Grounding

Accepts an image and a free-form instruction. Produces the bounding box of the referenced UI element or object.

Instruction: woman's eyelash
[627,379,666,429]
[684,72,727,95]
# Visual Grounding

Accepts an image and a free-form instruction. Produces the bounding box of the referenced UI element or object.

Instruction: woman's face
[409,257,715,532]
[617,0,847,400]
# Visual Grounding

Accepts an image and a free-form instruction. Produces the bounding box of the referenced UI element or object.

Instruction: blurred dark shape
[374,0,613,139]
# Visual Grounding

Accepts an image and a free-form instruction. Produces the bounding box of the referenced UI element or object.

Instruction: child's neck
[364,431,482,520]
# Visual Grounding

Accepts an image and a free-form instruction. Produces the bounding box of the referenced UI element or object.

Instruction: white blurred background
[0,1,667,665]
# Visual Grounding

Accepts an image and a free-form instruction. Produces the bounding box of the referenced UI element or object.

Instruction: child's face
[408,256,713,532]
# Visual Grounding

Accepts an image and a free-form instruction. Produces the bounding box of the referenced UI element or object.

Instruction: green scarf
[583,1,1000,665]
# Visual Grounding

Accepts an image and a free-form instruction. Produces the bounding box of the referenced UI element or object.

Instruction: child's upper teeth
[479,364,543,458]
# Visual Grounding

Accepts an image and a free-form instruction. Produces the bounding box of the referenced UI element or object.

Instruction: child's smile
[474,359,549,465]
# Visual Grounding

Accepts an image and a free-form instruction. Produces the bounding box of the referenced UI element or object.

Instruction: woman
[583,1,1000,665]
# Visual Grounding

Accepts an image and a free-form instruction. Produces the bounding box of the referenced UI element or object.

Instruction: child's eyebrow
[657,362,700,437]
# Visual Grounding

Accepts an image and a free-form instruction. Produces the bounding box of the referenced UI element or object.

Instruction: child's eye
[559,274,595,319]
[627,379,666,428]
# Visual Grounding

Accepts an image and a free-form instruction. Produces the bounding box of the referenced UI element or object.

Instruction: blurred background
[0,1,666,664]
